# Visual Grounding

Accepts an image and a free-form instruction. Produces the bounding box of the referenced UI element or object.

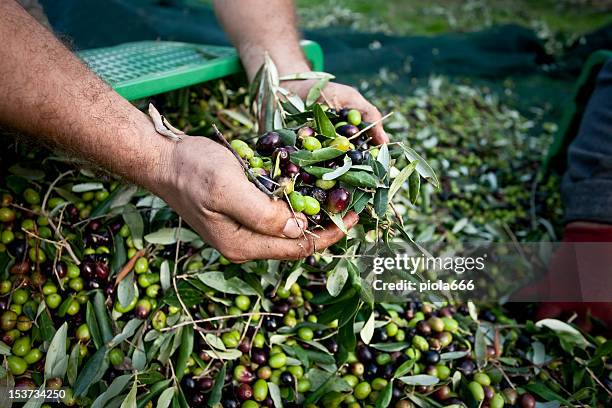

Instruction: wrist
[239,44,311,80]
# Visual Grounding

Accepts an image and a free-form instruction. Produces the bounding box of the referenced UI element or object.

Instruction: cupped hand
[281,80,389,145]
[156,135,358,262]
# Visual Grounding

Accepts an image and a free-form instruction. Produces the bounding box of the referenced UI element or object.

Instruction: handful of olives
[230,104,380,229]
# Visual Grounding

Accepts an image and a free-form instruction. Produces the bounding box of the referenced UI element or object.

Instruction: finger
[218,212,359,262]
[217,177,308,239]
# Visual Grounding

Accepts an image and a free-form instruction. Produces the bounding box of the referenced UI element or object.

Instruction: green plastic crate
[78,40,324,101]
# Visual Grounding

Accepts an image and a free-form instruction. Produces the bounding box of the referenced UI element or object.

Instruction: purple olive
[256,132,282,156]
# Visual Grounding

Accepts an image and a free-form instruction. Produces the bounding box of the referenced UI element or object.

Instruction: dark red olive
[520,393,536,408]
[273,301,290,314]
[434,385,451,401]
[109,221,123,233]
[236,383,253,400]
[10,261,30,275]
[54,262,67,278]
[88,220,101,232]
[95,262,109,280]
[484,385,495,401]
[283,162,300,177]
[190,393,206,405]
[297,126,315,139]
[80,261,95,279]
[256,131,282,156]
[272,147,290,163]
[238,339,251,354]
[198,377,213,391]
[326,188,350,214]
[325,338,338,353]
[416,320,432,336]
[15,377,37,389]
[251,348,268,365]
[298,171,313,184]
[337,124,359,138]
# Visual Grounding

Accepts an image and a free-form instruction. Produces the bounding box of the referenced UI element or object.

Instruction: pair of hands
[158,81,387,262]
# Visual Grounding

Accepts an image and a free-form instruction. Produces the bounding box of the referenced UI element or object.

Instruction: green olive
[474,372,491,386]
[23,188,41,205]
[134,257,149,274]
[249,156,264,168]
[269,352,287,369]
[314,179,336,190]
[372,378,388,391]
[242,400,258,408]
[252,379,268,401]
[231,140,254,160]
[146,284,161,298]
[235,295,251,311]
[66,263,80,278]
[303,136,322,151]
[16,315,32,332]
[376,353,392,366]
[12,288,29,305]
[297,327,314,341]
[385,322,399,337]
[119,224,130,238]
[302,196,321,216]
[222,331,240,348]
[46,294,62,309]
[24,348,43,364]
[288,192,306,213]
[330,136,351,152]
[1,230,15,245]
[152,310,167,331]
[253,333,265,348]
[0,207,16,222]
[491,393,505,408]
[68,277,84,292]
[114,295,138,314]
[395,329,406,342]
[7,355,27,375]
[76,324,91,342]
[109,348,125,366]
[9,304,22,315]
[412,335,429,352]
[82,192,94,202]
[428,316,444,332]
[442,317,459,332]
[95,190,109,202]
[347,109,362,126]
[435,364,451,380]
[66,300,81,316]
[1,310,17,331]
[343,374,359,388]
[276,287,290,299]
[0,280,12,294]
[468,381,485,401]
[28,247,46,263]
[288,365,303,379]
[42,282,57,296]
[354,382,371,400]
[297,378,311,393]
[12,336,31,357]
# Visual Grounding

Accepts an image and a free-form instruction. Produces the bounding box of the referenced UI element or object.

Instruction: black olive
[280,371,295,387]
[421,350,440,365]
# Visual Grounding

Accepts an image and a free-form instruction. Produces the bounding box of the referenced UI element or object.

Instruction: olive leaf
[118,272,137,309]
[322,156,352,181]
[156,387,175,408]
[67,343,80,386]
[306,78,329,106]
[370,342,411,352]
[175,325,193,381]
[120,380,137,408]
[91,374,132,408]
[374,188,389,218]
[279,71,335,81]
[360,311,376,344]
[0,341,10,355]
[377,143,390,172]
[475,325,487,369]
[303,166,378,188]
[397,375,439,386]
[376,381,393,408]
[268,382,284,408]
[388,161,417,202]
[109,318,143,347]
[207,364,226,407]
[324,210,348,235]
[122,204,144,250]
[74,346,109,396]
[44,322,68,379]
[291,148,344,167]
[8,164,45,180]
[313,104,336,139]
[408,170,421,204]
[144,228,199,245]
[198,272,258,296]
[401,143,439,188]
[72,182,104,193]
[160,260,171,292]
[326,259,349,297]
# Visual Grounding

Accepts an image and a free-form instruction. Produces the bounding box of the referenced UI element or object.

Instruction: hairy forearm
[0,1,172,193]
[214,0,310,80]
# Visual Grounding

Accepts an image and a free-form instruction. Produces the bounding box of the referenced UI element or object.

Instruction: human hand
[282,80,389,145]
[155,135,358,262]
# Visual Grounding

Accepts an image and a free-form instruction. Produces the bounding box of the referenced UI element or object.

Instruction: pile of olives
[230,107,374,227]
